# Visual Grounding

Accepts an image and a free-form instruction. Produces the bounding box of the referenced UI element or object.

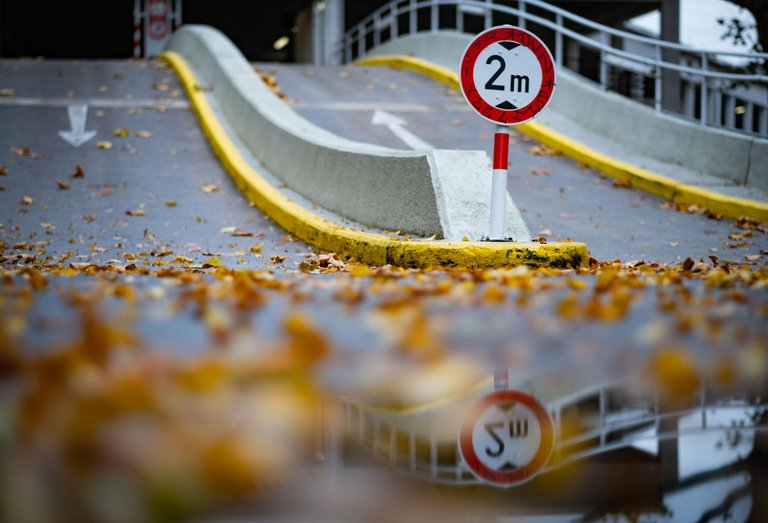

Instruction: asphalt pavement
[262,63,768,264]
[0,59,312,271]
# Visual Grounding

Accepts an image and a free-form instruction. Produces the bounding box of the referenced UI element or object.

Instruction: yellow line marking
[358,55,768,223]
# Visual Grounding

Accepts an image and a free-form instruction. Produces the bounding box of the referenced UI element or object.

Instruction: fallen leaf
[202,257,222,268]
[112,128,130,137]
[232,229,254,237]
[271,255,286,264]
[165,201,177,207]
[202,184,219,193]
[10,146,42,159]
[135,130,152,138]
[530,166,550,176]
[0,185,6,191]
[249,245,263,253]
[745,254,763,262]
[669,241,680,248]
[612,179,632,189]
[528,145,555,156]
[56,180,70,190]
[0,88,17,97]
[21,196,34,205]
[71,164,85,178]
[126,209,145,217]
[0,166,7,175]
[97,141,113,149]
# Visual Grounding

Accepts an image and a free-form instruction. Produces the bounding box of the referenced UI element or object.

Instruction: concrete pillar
[311,0,344,66]
[661,0,681,113]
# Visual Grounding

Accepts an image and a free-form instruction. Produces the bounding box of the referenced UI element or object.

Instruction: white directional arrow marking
[58,104,97,147]
[372,109,434,151]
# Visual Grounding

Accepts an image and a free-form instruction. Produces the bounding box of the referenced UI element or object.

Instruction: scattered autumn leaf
[530,166,550,176]
[97,141,113,150]
[21,196,34,205]
[165,201,177,207]
[202,184,219,193]
[71,164,85,178]
[112,128,130,137]
[126,209,145,217]
[56,180,70,190]
[135,130,152,138]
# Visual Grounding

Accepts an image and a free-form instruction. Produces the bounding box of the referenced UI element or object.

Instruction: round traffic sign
[458,389,554,487]
[460,26,556,125]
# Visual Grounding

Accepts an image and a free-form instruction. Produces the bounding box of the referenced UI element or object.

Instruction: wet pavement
[1,58,767,523]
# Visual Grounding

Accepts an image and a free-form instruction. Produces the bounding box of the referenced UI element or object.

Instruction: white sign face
[473,41,543,113]
[471,401,542,472]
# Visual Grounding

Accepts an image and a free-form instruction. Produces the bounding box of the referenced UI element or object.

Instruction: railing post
[485,0,493,29]
[410,0,417,34]
[518,0,526,29]
[391,4,398,39]
[357,25,365,60]
[599,31,609,90]
[725,94,736,128]
[555,13,563,68]
[344,34,352,63]
[431,0,439,33]
[745,103,754,132]
[700,54,708,125]
[373,13,381,47]
[456,4,464,32]
[654,45,663,112]
[713,87,723,128]
[761,105,768,135]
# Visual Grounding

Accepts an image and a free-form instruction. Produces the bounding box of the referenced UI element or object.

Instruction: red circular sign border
[460,26,556,126]
[458,389,555,487]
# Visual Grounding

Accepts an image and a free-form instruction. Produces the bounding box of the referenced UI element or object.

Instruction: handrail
[338,0,768,136]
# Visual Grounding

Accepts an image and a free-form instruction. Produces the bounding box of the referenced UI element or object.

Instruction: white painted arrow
[372,109,434,151]
[58,104,97,147]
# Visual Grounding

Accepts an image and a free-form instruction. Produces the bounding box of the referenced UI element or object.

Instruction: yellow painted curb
[358,54,768,223]
[162,51,589,269]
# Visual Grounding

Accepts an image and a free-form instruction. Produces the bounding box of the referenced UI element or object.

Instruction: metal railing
[340,382,768,485]
[338,0,768,136]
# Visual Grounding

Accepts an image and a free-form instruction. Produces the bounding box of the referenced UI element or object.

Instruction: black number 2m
[484,56,531,93]
[484,55,506,91]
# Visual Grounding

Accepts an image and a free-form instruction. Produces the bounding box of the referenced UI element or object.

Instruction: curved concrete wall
[369,32,768,191]
[166,26,531,240]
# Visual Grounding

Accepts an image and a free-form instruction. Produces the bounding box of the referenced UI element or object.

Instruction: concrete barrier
[165,25,530,241]
[368,32,768,191]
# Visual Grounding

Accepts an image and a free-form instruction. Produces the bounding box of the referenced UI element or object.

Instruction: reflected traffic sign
[458,389,555,487]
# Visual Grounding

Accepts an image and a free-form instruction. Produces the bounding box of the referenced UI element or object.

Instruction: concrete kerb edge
[162,50,589,269]
[358,55,768,224]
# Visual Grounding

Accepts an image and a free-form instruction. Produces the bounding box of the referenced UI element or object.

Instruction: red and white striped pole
[490,124,509,240]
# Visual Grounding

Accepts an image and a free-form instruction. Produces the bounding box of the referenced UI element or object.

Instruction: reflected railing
[336,381,768,486]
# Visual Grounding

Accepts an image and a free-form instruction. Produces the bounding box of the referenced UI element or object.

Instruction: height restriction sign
[459,26,556,240]
[460,26,556,125]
